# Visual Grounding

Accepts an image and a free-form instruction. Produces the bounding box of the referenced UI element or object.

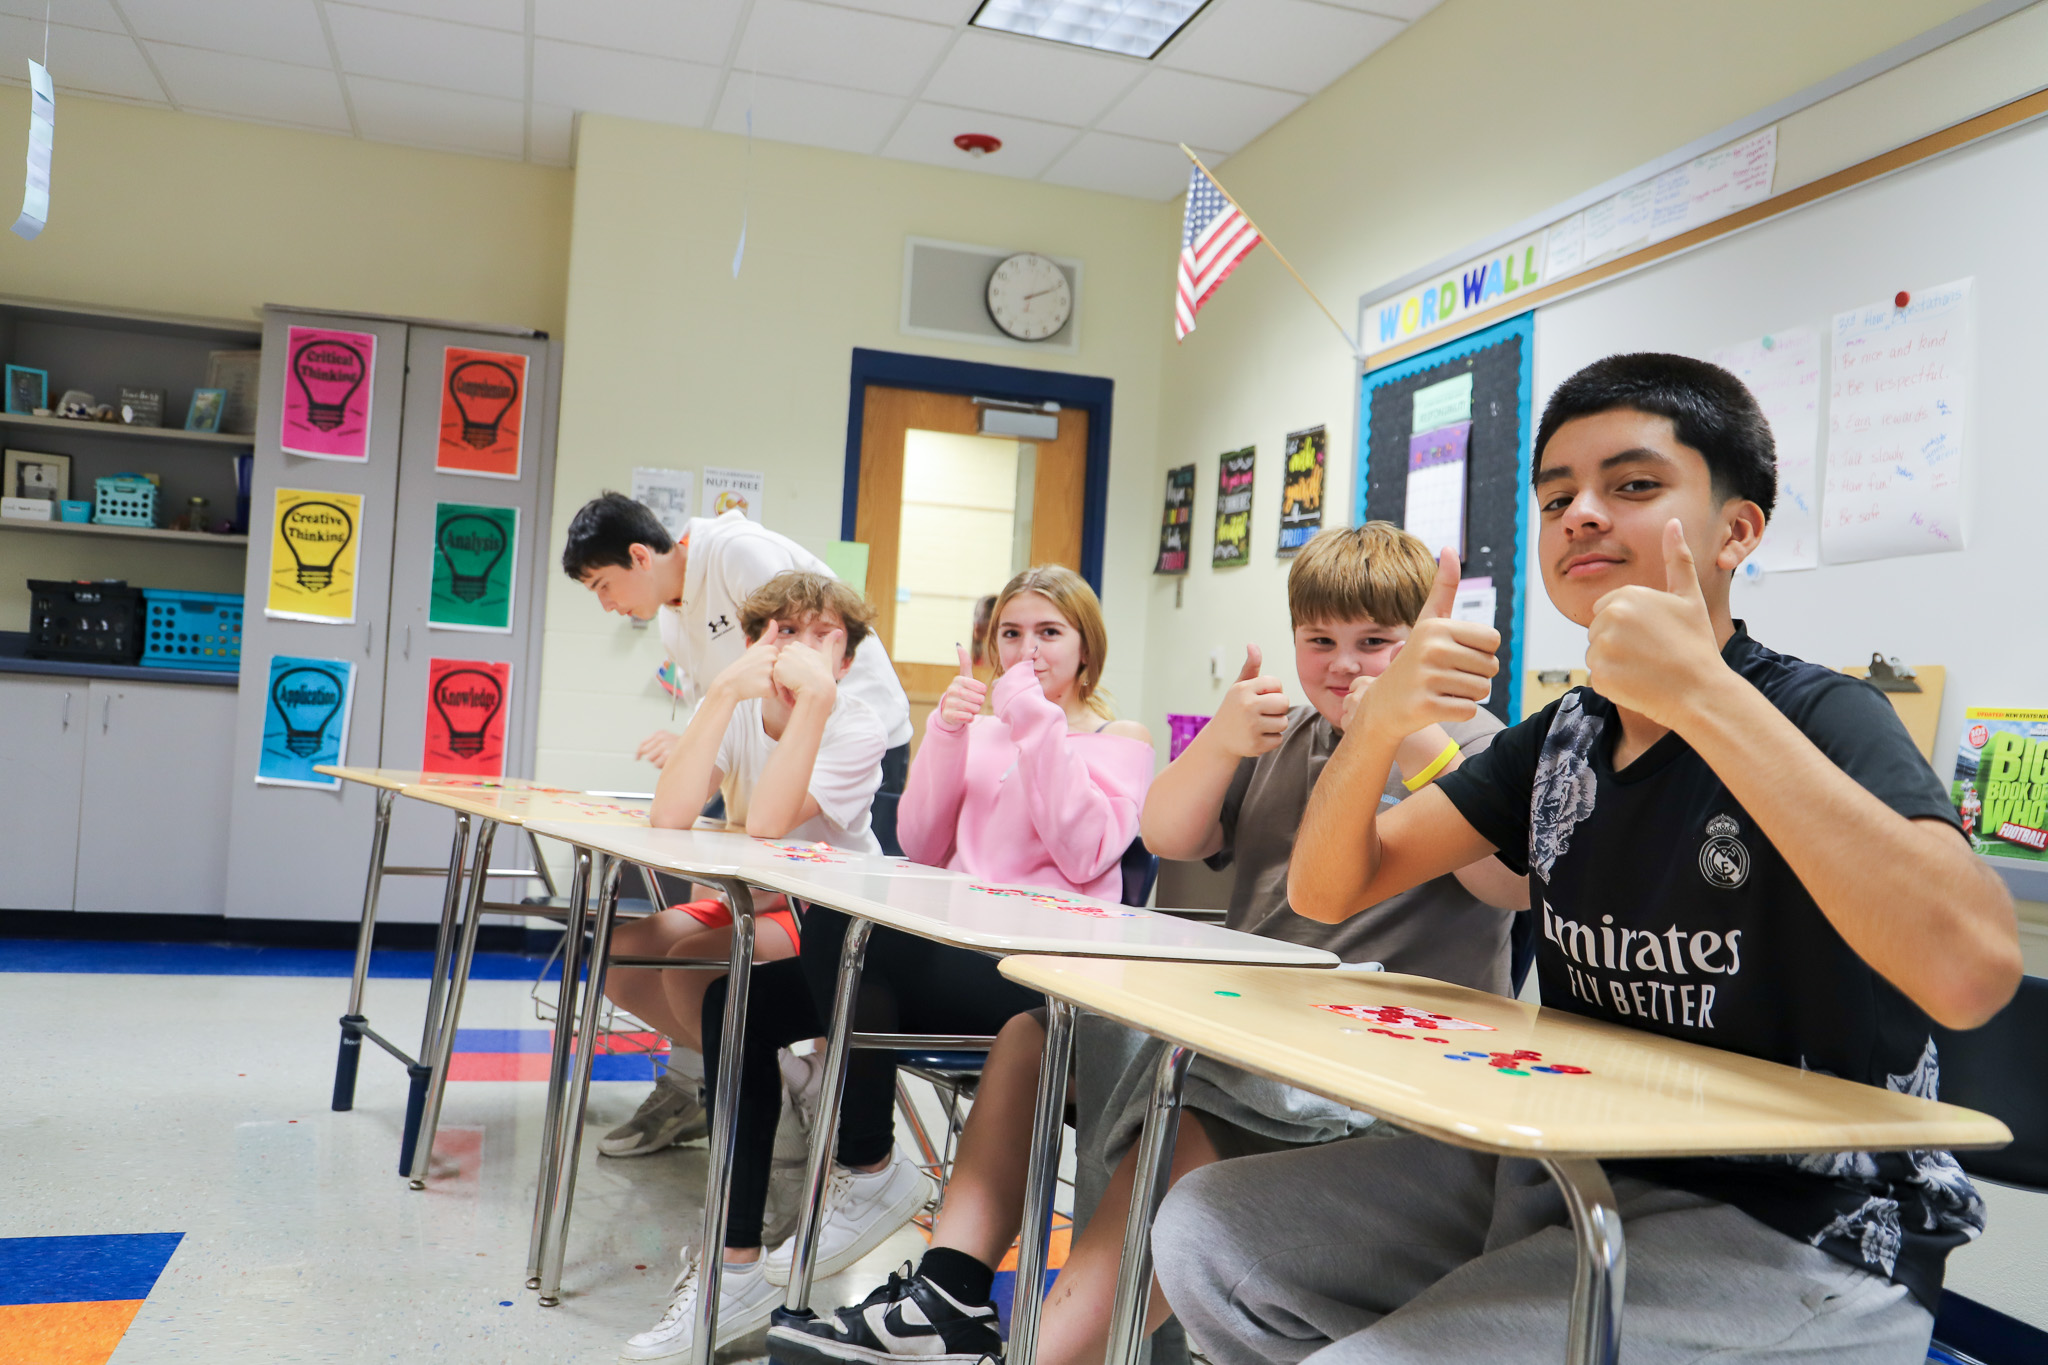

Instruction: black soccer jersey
[1436,624,1983,1312]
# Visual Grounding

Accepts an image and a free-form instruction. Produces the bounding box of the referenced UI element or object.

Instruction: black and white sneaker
[767,1262,1002,1365]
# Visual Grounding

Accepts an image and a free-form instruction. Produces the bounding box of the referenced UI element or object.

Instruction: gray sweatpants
[1152,1133,1934,1365]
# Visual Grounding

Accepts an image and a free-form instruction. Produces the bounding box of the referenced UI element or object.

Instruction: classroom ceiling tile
[532,38,720,128]
[529,102,577,165]
[351,0,527,30]
[1161,0,1402,95]
[2,18,164,102]
[1095,67,1304,154]
[920,28,1142,127]
[735,0,956,98]
[1041,131,1223,200]
[881,102,1077,180]
[118,0,330,68]
[346,76,527,158]
[325,4,526,100]
[711,73,906,157]
[829,0,979,22]
[0,0,126,35]
[533,0,745,64]
[144,44,350,131]
[1316,0,1442,20]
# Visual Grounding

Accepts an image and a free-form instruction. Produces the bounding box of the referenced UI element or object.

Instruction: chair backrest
[1927,973,2048,1191]
[870,789,904,858]
[1509,904,1537,996]
[1120,835,1160,908]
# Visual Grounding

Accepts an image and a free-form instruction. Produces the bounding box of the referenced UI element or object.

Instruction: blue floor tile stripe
[0,939,563,979]
[0,1233,185,1306]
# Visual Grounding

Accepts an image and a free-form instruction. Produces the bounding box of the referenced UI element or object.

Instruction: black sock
[917,1246,994,1306]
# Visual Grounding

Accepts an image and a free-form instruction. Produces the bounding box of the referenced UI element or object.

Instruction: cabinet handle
[365,619,374,656]
[102,694,112,734]
[61,690,71,730]
[404,625,411,660]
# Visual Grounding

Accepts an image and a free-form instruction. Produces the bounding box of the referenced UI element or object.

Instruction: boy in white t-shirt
[595,571,887,1160]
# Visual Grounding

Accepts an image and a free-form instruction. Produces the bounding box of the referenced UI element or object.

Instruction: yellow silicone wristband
[1402,739,1460,792]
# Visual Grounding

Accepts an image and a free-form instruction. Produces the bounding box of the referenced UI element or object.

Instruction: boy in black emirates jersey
[1151,352,2020,1364]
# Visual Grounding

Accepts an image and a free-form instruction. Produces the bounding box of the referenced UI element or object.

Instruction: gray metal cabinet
[0,676,87,910]
[74,680,237,915]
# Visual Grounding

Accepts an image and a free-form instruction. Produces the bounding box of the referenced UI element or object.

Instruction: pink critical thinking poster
[281,326,376,461]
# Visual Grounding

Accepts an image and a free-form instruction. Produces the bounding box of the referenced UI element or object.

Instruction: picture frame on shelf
[119,386,166,427]
[6,364,48,414]
[3,448,70,502]
[186,387,227,433]
[204,349,260,434]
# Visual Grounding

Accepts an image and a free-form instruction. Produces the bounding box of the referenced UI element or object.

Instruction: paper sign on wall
[632,466,694,541]
[1212,449,1254,568]
[1824,279,1971,563]
[256,655,356,789]
[1404,423,1470,561]
[281,327,375,461]
[1712,327,1821,571]
[1155,463,1194,574]
[422,657,512,778]
[703,467,764,521]
[266,488,363,623]
[1277,426,1326,556]
[436,346,527,479]
[429,502,518,633]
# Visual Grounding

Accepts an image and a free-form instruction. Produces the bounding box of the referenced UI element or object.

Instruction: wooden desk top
[998,958,2012,1160]
[395,783,652,827]
[526,822,1337,966]
[313,767,577,795]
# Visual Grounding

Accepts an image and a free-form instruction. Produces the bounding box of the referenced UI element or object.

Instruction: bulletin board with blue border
[1357,312,1535,724]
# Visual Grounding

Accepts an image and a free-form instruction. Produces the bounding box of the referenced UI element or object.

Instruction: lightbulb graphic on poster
[256,655,356,789]
[1154,463,1194,574]
[1212,448,1255,568]
[1277,425,1326,556]
[436,346,528,479]
[281,326,375,461]
[266,488,363,623]
[1952,708,2048,864]
[429,502,518,633]
[422,658,512,778]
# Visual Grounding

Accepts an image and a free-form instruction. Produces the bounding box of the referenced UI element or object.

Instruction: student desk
[998,958,2014,1365]
[311,765,652,1185]
[521,820,1339,1365]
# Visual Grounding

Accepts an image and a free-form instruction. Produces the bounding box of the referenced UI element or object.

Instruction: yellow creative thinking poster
[266,488,363,623]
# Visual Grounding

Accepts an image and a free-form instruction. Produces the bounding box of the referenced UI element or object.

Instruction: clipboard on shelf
[1839,660,1944,763]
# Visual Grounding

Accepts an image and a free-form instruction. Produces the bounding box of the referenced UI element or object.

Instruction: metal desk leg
[527,846,591,1290]
[1007,999,1075,1364]
[1541,1158,1625,1365]
[778,913,873,1322]
[397,811,472,1157]
[405,818,499,1186]
[537,859,626,1306]
[1104,1043,1193,1365]
[685,875,763,1361]
[333,787,395,1112]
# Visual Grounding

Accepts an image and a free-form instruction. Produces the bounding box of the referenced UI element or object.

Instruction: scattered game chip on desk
[761,841,847,863]
[972,885,1142,918]
[1316,1003,1495,1031]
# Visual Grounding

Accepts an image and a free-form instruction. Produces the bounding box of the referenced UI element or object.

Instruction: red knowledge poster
[422,657,512,777]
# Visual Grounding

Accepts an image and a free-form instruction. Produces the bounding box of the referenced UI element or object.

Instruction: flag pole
[1180,144,1359,356]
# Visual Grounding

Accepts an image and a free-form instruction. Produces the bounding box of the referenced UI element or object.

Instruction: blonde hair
[1287,522,1438,629]
[738,571,874,660]
[985,565,1114,719]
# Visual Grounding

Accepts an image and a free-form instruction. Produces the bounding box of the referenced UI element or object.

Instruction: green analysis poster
[429,502,518,633]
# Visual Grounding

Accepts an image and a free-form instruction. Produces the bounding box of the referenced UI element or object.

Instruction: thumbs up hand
[1208,645,1291,759]
[934,642,990,732]
[1585,519,1725,729]
[1352,550,1500,744]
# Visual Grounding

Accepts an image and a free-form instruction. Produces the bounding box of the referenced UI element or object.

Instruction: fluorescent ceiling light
[970,0,1211,59]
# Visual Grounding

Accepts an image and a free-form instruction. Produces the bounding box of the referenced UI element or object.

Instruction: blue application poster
[257,655,357,789]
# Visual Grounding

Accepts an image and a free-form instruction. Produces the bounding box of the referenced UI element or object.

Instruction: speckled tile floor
[0,967,931,1364]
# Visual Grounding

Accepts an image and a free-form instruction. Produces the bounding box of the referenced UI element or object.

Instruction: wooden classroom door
[854,386,1088,748]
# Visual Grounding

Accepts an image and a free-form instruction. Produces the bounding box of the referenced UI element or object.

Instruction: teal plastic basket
[94,475,157,527]
[141,589,243,671]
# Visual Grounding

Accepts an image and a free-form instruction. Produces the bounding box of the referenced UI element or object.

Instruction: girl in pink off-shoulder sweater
[898,574,1154,898]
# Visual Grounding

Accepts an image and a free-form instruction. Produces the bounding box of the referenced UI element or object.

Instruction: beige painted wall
[0,93,571,630]
[535,114,1171,792]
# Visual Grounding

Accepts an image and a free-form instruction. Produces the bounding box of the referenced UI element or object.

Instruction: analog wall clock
[986,253,1073,342]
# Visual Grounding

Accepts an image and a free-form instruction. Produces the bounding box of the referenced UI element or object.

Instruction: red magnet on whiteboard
[1895,291,1911,308]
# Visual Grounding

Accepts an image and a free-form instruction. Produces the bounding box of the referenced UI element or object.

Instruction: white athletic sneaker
[763,1155,935,1286]
[599,1069,710,1158]
[762,1048,827,1245]
[618,1250,780,1362]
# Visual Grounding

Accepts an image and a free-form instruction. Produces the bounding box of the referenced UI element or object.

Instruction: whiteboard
[1528,111,2048,779]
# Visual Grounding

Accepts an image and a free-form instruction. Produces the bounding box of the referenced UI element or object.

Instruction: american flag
[1176,164,1260,340]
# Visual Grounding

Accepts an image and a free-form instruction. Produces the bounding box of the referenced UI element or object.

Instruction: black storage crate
[28,579,145,664]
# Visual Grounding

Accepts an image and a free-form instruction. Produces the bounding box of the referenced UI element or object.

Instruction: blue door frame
[841,347,1115,594]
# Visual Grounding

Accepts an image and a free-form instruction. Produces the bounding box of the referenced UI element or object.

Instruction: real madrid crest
[1699,813,1750,889]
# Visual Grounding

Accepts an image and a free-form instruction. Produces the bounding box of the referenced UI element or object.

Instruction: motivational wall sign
[429,502,518,633]
[1277,425,1326,556]
[281,326,375,462]
[422,657,512,778]
[1154,462,1194,574]
[1212,447,1255,567]
[256,655,356,788]
[266,488,363,623]
[436,346,528,479]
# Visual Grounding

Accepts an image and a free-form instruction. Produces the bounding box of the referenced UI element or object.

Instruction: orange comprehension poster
[421,657,512,777]
[436,346,528,480]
